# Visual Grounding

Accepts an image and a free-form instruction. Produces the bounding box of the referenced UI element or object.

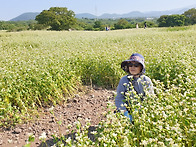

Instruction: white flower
[121,103,127,107]
[127,75,133,79]
[8,139,13,143]
[158,141,164,145]
[141,140,148,146]
[111,139,116,144]
[184,108,189,113]
[67,124,72,128]
[165,138,172,142]
[162,111,167,118]
[27,132,34,137]
[125,92,130,96]
[166,126,170,130]
[39,132,47,140]
[169,139,175,145]
[166,105,173,109]
[48,106,54,111]
[158,125,163,130]
[137,78,142,82]
[123,83,127,86]
[98,137,102,142]
[112,133,117,138]
[66,137,72,144]
[148,138,153,143]
[91,131,97,134]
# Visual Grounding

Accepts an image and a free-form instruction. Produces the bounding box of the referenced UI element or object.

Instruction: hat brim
[121,60,145,74]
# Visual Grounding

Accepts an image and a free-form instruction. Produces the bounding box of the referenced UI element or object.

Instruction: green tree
[157,15,168,27]
[167,15,186,27]
[183,8,196,25]
[157,14,185,27]
[94,20,101,28]
[35,7,76,30]
[114,19,129,29]
[0,21,7,30]
[93,20,104,31]
[0,21,32,32]
[144,21,158,28]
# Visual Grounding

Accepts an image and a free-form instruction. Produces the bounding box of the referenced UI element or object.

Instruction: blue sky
[1,0,196,21]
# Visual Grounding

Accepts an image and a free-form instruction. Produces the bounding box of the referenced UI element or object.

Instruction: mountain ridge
[9,5,196,21]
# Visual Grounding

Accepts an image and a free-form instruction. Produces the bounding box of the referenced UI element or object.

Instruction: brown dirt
[0,86,115,147]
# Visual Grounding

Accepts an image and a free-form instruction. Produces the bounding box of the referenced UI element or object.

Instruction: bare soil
[0,86,115,147]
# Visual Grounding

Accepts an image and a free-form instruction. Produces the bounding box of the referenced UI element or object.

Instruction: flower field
[0,26,196,146]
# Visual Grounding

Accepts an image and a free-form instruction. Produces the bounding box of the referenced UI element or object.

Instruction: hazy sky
[1,0,196,21]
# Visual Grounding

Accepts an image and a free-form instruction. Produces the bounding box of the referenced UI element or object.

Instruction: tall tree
[157,15,185,27]
[35,7,76,30]
[114,19,129,29]
[183,8,196,25]
[157,15,168,27]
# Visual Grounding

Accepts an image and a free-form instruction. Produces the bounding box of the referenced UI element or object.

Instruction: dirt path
[0,87,115,147]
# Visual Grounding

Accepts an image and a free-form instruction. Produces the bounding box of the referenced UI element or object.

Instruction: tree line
[0,7,195,32]
[157,8,196,27]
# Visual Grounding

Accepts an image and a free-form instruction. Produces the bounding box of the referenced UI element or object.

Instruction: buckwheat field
[0,25,195,146]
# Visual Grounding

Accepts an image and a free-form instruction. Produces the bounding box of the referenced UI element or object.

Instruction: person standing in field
[115,53,154,123]
[136,23,139,29]
[144,22,147,29]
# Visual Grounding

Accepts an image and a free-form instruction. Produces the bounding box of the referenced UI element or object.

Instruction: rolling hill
[10,12,40,21]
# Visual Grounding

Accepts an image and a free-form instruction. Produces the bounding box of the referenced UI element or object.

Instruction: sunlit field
[0,26,195,146]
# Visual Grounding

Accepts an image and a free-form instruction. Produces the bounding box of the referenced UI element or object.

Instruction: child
[115,53,154,122]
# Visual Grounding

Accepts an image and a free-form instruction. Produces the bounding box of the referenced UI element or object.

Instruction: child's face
[128,61,142,76]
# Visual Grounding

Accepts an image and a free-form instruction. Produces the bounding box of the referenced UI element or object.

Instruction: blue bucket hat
[121,53,145,74]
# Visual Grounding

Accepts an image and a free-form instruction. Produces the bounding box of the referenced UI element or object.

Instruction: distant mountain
[10,12,40,21]
[75,13,97,19]
[9,5,196,21]
[97,5,196,18]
